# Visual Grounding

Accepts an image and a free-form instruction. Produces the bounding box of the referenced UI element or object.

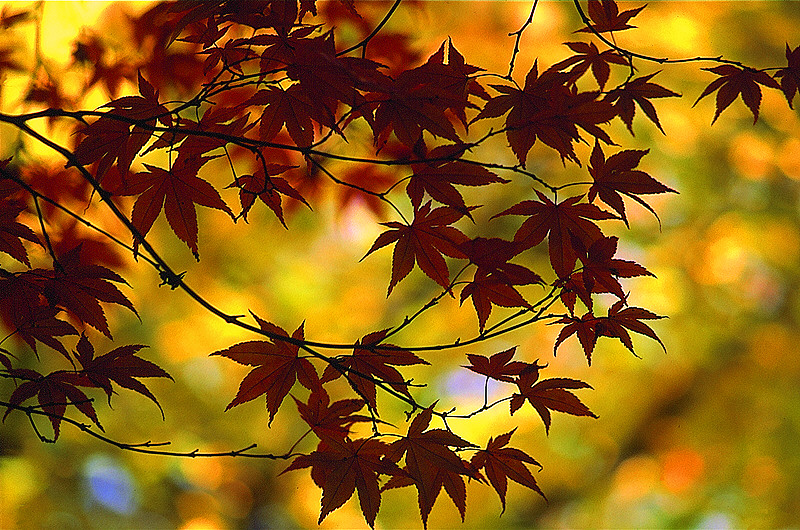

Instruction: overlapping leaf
[282,438,400,528]
[321,329,427,410]
[72,333,172,417]
[554,299,665,363]
[494,190,617,278]
[385,406,477,528]
[775,44,800,108]
[463,347,542,383]
[2,368,101,439]
[212,315,319,424]
[474,62,615,165]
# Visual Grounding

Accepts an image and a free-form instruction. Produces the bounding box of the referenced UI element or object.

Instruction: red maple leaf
[493,190,617,278]
[477,61,616,165]
[364,201,469,294]
[370,44,470,148]
[407,144,508,214]
[460,275,531,331]
[470,428,545,512]
[510,371,597,433]
[694,65,781,124]
[554,300,665,363]
[321,329,428,410]
[587,141,676,225]
[602,299,666,354]
[72,333,172,417]
[775,44,800,109]
[293,387,372,442]
[605,72,680,134]
[462,347,542,383]
[282,438,400,528]
[228,163,305,225]
[384,406,477,527]
[247,85,317,147]
[2,368,101,440]
[0,301,77,361]
[123,154,233,259]
[553,311,601,363]
[575,236,653,299]
[37,245,137,338]
[211,315,319,424]
[552,41,628,89]
[72,72,170,179]
[0,200,40,266]
[576,0,646,34]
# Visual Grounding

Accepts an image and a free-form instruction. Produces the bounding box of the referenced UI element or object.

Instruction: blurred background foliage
[1,1,800,528]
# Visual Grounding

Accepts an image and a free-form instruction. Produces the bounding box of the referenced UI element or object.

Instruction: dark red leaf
[694,65,781,124]
[211,316,319,424]
[320,329,427,410]
[364,202,469,294]
[493,190,617,278]
[510,371,597,433]
[470,429,545,511]
[462,347,542,383]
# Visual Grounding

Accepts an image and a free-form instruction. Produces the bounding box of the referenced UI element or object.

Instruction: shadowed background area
[1,1,800,528]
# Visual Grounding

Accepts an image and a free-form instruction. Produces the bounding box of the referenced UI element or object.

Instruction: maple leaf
[460,275,531,331]
[556,271,596,314]
[407,144,508,214]
[72,333,173,417]
[576,0,646,34]
[2,368,102,440]
[510,371,597,433]
[0,200,40,266]
[123,155,233,259]
[493,190,617,278]
[575,236,653,299]
[38,245,137,339]
[605,72,681,134]
[553,311,601,363]
[587,141,676,226]
[228,163,305,225]
[370,46,469,148]
[293,387,372,442]
[385,406,477,527]
[2,303,77,361]
[775,44,800,109]
[553,300,665,363]
[72,72,170,179]
[211,315,319,424]
[364,201,469,294]
[462,347,543,383]
[475,62,615,165]
[247,85,317,147]
[470,429,545,512]
[282,438,399,528]
[552,41,628,89]
[320,329,428,411]
[694,65,781,124]
[601,299,666,354]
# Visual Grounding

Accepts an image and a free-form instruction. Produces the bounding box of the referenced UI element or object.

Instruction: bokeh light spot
[83,454,137,515]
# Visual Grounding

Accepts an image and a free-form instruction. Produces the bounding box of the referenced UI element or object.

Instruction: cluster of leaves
[0,0,798,526]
